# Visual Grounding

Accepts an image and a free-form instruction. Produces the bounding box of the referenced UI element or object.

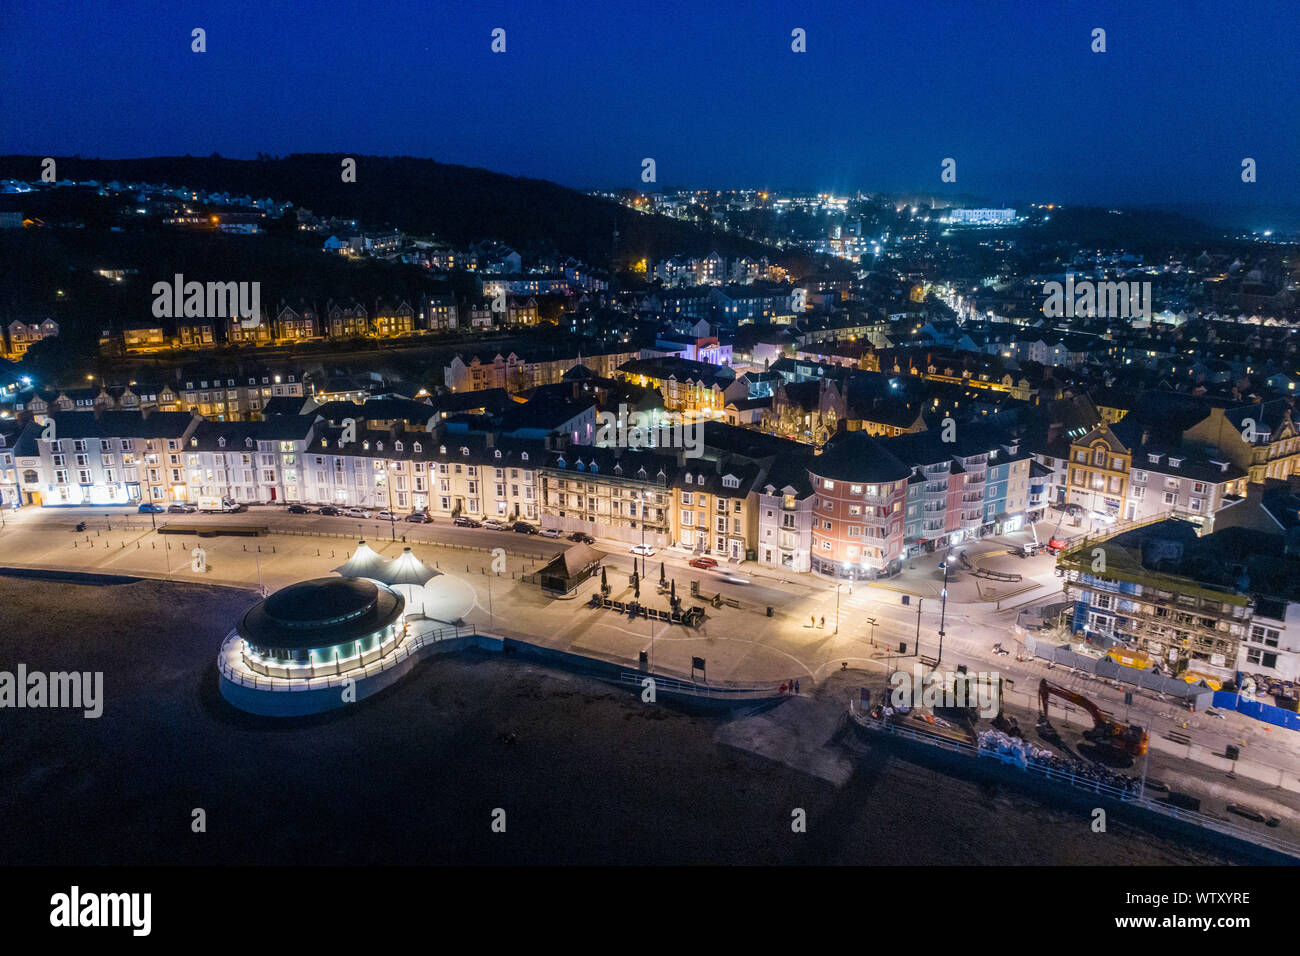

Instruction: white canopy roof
[385,547,440,587]
[332,541,394,580]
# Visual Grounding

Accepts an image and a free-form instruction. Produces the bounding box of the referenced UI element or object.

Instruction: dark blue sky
[3,0,1297,211]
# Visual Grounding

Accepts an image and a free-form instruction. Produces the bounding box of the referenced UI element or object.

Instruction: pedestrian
[810,615,815,628]
[795,678,800,694]
[820,615,825,629]
[780,682,788,694]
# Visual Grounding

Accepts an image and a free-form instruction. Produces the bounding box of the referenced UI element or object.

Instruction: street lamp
[382,462,397,541]
[937,556,950,666]
[834,582,842,634]
[636,490,649,577]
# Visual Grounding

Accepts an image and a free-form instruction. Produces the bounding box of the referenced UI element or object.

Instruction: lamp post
[636,490,648,578]
[834,582,842,635]
[253,544,265,595]
[937,556,950,667]
[867,616,878,647]
[384,462,397,541]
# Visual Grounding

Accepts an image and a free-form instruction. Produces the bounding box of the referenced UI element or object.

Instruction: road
[5,503,1298,810]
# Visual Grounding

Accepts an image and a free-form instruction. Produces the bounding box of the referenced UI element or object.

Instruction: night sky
[3,0,1297,212]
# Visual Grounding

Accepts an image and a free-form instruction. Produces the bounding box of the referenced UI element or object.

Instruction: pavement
[3,505,1299,813]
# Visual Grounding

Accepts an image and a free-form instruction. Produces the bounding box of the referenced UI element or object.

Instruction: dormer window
[613,464,623,476]
[461,447,469,456]
[1148,453,1160,464]
[520,452,528,462]
[637,467,648,480]
[493,449,502,459]
[723,475,739,489]
[395,441,403,452]
[218,437,226,448]
[590,462,599,473]
[413,443,422,453]
[245,437,254,448]
[377,441,384,451]
[557,457,567,469]
[1168,457,1182,468]
[439,445,446,455]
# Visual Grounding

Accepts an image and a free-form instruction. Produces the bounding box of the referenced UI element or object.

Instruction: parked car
[689,556,718,569]
[342,507,372,519]
[318,506,343,517]
[167,502,197,514]
[629,544,656,557]
[376,510,397,521]
[482,518,509,530]
[453,516,482,528]
[138,503,165,514]
[404,511,432,523]
[287,504,311,514]
[538,528,562,538]
[568,531,595,544]
[512,521,539,535]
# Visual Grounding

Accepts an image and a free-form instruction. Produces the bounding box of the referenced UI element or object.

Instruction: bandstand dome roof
[240,576,404,650]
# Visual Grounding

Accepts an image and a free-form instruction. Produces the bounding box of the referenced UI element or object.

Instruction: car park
[568,531,595,544]
[629,544,656,557]
[454,516,482,528]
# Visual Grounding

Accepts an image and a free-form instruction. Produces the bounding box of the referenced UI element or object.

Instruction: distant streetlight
[937,556,950,667]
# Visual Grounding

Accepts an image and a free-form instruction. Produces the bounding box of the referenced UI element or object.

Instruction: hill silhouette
[0,153,785,269]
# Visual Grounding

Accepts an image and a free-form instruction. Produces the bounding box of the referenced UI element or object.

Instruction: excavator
[1037,679,1148,756]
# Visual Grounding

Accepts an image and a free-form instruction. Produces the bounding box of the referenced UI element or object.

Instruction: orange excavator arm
[1038,679,1110,726]
[1038,679,1148,756]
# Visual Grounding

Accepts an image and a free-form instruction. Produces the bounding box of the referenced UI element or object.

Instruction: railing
[614,671,792,701]
[46,515,562,561]
[217,621,468,692]
[851,704,1300,859]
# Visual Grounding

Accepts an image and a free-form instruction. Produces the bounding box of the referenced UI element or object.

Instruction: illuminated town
[1,1,1296,925]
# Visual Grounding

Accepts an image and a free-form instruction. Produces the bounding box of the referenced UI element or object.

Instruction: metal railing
[850,703,1300,859]
[217,622,468,692]
[614,670,794,701]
